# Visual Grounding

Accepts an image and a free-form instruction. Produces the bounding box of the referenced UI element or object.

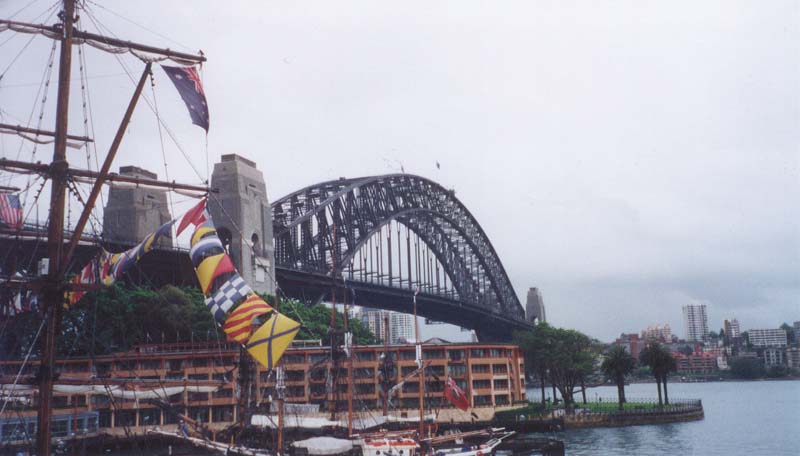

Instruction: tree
[729,357,765,379]
[780,323,794,346]
[514,324,555,405]
[0,284,376,359]
[639,342,676,405]
[601,345,637,410]
[544,327,595,413]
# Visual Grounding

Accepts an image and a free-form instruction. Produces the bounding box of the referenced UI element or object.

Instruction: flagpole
[413,289,424,439]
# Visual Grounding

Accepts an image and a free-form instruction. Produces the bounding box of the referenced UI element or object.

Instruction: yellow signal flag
[246,312,301,370]
[195,253,235,294]
[191,226,216,247]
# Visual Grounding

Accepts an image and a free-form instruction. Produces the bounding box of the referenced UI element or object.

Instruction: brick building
[0,341,525,433]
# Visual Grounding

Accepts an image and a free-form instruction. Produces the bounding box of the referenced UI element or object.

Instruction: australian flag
[162,65,210,132]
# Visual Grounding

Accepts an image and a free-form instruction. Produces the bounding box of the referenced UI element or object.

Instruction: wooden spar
[0,376,222,388]
[0,19,206,64]
[64,62,152,263]
[0,158,213,193]
[37,1,75,453]
[0,122,93,143]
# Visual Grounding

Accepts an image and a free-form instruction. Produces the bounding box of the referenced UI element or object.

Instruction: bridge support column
[208,154,275,295]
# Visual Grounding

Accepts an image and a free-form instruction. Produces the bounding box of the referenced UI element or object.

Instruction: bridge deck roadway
[0,235,532,342]
[276,268,532,342]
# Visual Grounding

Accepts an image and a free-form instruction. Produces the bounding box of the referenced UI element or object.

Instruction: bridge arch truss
[271,174,529,339]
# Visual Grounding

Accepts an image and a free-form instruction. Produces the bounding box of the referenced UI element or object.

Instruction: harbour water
[524,379,800,455]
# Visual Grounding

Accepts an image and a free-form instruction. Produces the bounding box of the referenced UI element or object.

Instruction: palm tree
[659,351,677,405]
[601,345,637,410]
[639,342,665,405]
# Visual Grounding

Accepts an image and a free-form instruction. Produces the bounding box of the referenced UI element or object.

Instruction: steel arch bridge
[271,174,532,341]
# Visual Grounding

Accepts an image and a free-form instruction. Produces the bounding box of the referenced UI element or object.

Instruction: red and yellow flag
[223,294,274,343]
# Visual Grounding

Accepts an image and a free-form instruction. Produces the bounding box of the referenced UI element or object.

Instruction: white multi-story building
[641,324,672,342]
[389,312,415,343]
[748,328,788,347]
[786,347,800,369]
[683,304,709,342]
[360,308,415,344]
[724,318,741,339]
[762,348,784,367]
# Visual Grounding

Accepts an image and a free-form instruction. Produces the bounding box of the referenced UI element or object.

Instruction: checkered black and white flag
[205,273,252,323]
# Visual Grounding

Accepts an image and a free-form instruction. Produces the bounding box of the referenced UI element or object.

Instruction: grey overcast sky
[1,1,798,341]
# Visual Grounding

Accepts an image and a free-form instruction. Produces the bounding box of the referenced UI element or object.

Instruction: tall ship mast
[0,1,301,453]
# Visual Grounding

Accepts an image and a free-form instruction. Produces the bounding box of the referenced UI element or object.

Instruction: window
[470,349,485,358]
[284,354,305,364]
[474,395,492,406]
[400,350,417,360]
[191,358,209,368]
[188,407,210,423]
[115,360,136,371]
[448,350,465,361]
[471,364,490,374]
[355,351,376,361]
[495,395,509,405]
[286,370,305,382]
[492,364,508,374]
[355,384,375,395]
[213,389,233,399]
[139,359,162,370]
[212,406,233,423]
[166,359,185,371]
[115,411,136,427]
[188,392,209,402]
[139,409,160,426]
[472,380,491,390]
[424,349,445,359]
[188,373,209,380]
[355,367,375,379]
[493,379,509,390]
[448,365,466,377]
[287,386,305,398]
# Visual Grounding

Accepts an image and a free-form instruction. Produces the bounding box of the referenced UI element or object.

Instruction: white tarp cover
[2,384,217,399]
[251,413,436,430]
[292,437,353,455]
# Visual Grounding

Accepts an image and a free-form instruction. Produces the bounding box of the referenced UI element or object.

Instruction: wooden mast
[37,1,76,453]
[345,285,353,437]
[382,312,390,417]
[329,224,338,421]
[21,2,207,453]
[413,289,424,439]
[275,293,284,455]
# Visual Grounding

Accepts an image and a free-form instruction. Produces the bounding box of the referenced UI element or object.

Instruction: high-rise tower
[683,303,709,342]
[102,166,172,247]
[208,154,275,295]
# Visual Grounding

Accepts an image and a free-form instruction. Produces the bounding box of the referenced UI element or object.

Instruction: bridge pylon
[208,154,275,295]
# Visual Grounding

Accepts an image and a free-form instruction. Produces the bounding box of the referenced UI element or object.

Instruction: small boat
[356,436,421,456]
[423,428,516,456]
